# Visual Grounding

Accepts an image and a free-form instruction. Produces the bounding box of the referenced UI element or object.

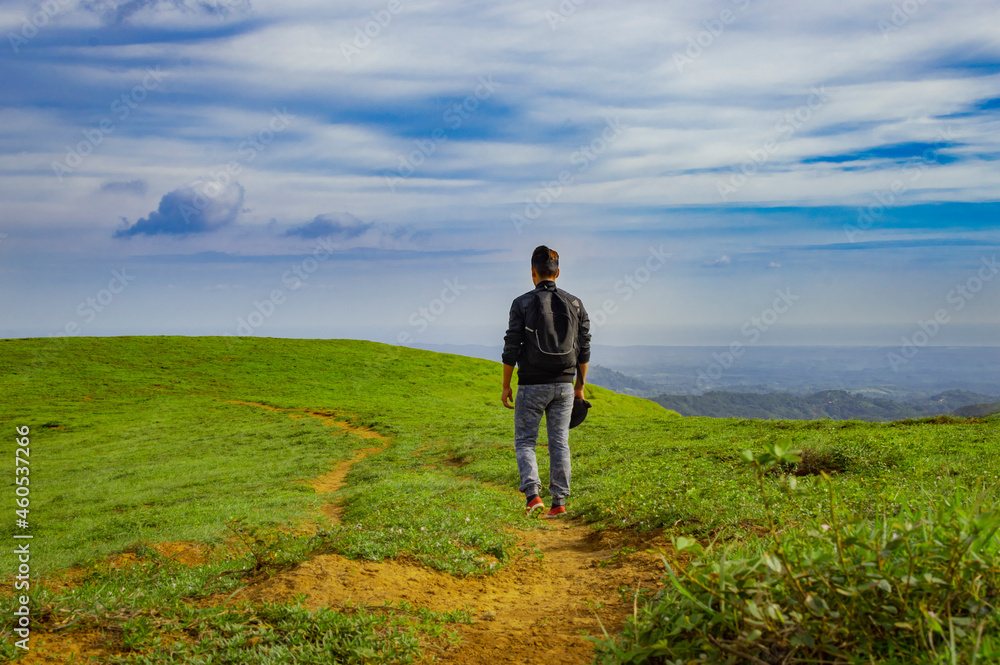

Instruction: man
[501,245,591,518]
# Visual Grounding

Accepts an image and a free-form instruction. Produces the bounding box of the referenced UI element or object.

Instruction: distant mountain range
[415,344,1000,420]
[579,366,1000,421]
[418,345,1000,401]
[586,365,661,395]
[650,390,1000,422]
[586,365,662,396]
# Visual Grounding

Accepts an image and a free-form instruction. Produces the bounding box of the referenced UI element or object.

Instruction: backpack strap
[522,293,539,334]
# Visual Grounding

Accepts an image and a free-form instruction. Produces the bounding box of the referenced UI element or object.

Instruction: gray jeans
[514,382,573,506]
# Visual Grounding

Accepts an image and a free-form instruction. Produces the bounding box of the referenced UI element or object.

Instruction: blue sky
[1,0,998,348]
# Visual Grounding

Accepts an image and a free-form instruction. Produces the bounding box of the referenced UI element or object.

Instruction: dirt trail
[227,400,390,522]
[224,400,668,664]
[233,522,666,664]
[19,401,668,664]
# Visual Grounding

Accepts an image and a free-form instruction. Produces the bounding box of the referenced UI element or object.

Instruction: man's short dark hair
[531,245,559,279]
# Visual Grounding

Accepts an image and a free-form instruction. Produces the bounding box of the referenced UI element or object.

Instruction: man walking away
[501,245,591,518]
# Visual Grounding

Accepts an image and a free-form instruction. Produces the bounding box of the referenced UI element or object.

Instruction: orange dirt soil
[227,523,668,665]
[12,402,670,664]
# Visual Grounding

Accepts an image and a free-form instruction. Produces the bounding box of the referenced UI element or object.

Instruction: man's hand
[501,363,516,409]
[501,386,515,409]
[574,362,588,400]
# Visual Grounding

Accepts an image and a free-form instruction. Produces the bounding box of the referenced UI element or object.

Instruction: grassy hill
[586,364,661,396]
[0,336,671,572]
[954,401,1000,418]
[2,337,999,663]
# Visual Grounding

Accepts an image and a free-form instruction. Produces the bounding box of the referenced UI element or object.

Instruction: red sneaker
[525,496,545,516]
[543,506,566,519]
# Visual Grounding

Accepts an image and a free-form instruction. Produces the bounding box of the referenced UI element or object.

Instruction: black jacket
[502,280,591,385]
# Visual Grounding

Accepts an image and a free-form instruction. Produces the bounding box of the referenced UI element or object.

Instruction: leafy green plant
[599,547,638,569]
[118,615,156,652]
[516,545,545,569]
[593,442,1000,664]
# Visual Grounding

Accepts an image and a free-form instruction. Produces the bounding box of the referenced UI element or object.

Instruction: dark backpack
[523,288,581,372]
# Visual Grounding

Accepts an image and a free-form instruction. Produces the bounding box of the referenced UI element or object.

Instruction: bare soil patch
[217,520,667,664]
[149,541,210,566]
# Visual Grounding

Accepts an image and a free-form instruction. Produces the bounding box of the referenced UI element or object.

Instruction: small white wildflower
[820,524,831,532]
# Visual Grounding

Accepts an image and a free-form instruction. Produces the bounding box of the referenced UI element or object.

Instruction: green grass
[593,444,1000,664]
[0,550,467,664]
[2,392,365,571]
[451,404,1000,536]
[2,336,1000,663]
[2,336,998,571]
[0,336,672,577]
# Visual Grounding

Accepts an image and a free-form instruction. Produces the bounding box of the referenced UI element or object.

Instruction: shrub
[774,437,903,478]
[594,443,1000,664]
